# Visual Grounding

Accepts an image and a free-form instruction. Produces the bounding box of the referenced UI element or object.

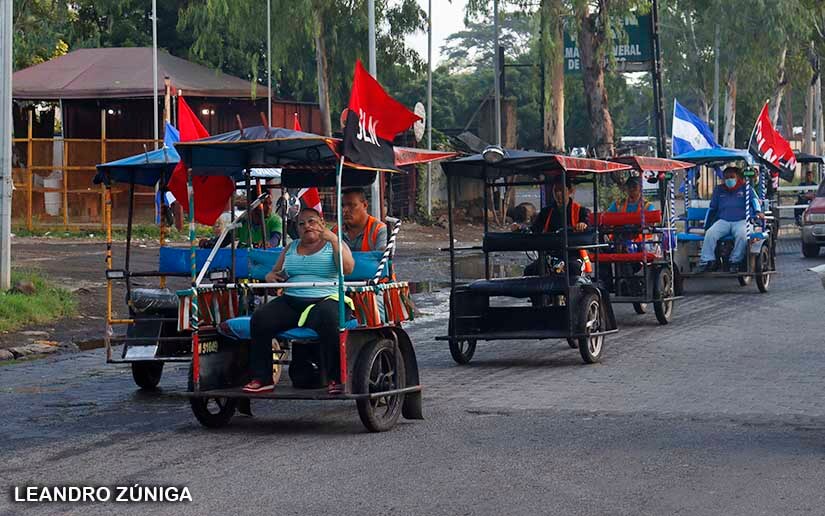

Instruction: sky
[406,0,469,66]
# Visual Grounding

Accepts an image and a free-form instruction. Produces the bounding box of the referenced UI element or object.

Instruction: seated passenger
[243,207,354,394]
[530,177,590,234]
[696,166,764,273]
[607,176,656,213]
[334,188,387,251]
[525,177,591,277]
[198,196,283,249]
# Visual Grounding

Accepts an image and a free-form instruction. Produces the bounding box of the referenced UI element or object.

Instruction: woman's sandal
[242,379,275,393]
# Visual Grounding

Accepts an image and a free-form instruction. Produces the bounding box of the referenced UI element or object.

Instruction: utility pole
[152,0,158,150]
[493,0,502,146]
[267,0,272,125]
[713,24,720,142]
[650,0,666,157]
[426,0,433,218]
[368,0,381,218]
[0,0,12,290]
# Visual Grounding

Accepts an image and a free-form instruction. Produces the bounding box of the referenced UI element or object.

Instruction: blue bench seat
[218,315,359,341]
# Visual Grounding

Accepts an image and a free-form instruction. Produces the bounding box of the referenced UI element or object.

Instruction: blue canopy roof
[674,147,754,166]
[94,146,180,186]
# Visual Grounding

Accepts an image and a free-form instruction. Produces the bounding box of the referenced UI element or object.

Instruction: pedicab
[173,125,449,432]
[595,156,694,324]
[673,147,777,293]
[436,147,632,365]
[95,148,282,390]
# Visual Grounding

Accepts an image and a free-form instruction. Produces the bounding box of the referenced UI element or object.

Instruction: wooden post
[26,110,33,230]
[62,140,69,228]
[100,110,107,230]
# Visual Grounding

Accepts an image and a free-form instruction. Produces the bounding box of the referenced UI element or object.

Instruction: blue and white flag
[672,100,718,156]
[163,121,180,149]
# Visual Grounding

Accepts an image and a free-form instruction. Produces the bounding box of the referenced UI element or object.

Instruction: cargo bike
[673,148,777,293]
[172,126,444,432]
[594,156,695,325]
[436,148,633,365]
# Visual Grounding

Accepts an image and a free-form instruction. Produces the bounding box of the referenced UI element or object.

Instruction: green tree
[12,0,71,70]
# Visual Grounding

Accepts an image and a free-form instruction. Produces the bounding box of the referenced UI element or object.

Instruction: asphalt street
[2,237,825,515]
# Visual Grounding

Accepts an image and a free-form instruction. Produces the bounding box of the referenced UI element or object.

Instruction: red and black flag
[342,59,421,170]
[748,101,797,181]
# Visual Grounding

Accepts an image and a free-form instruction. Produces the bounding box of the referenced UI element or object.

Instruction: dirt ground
[2,221,483,351]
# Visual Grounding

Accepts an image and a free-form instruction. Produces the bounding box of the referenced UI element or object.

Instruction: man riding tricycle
[437,147,632,364]
[674,148,777,293]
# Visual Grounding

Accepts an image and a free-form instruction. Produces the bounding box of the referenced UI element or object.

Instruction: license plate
[813,225,825,236]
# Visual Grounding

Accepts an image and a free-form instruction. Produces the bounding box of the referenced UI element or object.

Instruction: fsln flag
[293,112,302,132]
[342,59,421,170]
[671,100,718,157]
[167,97,235,225]
[748,101,797,181]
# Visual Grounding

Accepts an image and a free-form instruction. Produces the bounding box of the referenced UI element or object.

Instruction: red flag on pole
[298,187,322,215]
[748,101,797,181]
[342,59,421,170]
[293,112,302,132]
[167,97,235,225]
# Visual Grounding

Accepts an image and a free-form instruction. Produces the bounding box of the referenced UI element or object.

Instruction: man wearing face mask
[696,166,764,273]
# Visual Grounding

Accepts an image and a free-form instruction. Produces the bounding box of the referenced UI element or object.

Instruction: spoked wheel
[355,339,406,432]
[190,397,237,428]
[449,339,476,365]
[653,267,674,325]
[632,303,648,314]
[755,245,771,293]
[131,361,163,390]
[576,292,604,364]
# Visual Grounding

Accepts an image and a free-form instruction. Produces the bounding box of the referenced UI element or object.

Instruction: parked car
[800,181,825,257]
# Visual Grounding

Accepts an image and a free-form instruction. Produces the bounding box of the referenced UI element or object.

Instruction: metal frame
[440,164,617,347]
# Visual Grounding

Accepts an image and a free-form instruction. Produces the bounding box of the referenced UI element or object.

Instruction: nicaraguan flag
[672,100,718,156]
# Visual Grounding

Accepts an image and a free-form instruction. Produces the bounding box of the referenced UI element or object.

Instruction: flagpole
[368,0,381,218]
[426,0,433,218]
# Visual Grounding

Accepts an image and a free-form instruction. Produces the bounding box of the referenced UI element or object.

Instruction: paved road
[3,238,825,515]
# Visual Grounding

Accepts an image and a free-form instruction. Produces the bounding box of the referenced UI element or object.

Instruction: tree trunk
[816,73,823,156]
[723,70,737,148]
[804,81,814,154]
[540,0,565,152]
[769,45,788,125]
[575,2,614,157]
[781,88,794,140]
[312,6,332,136]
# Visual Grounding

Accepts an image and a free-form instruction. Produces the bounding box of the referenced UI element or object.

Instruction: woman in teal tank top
[243,207,354,394]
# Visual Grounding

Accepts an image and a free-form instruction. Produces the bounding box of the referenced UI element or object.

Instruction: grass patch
[13,224,212,241]
[0,270,77,333]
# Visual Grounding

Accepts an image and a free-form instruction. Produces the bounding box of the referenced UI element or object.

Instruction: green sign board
[564,14,652,74]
